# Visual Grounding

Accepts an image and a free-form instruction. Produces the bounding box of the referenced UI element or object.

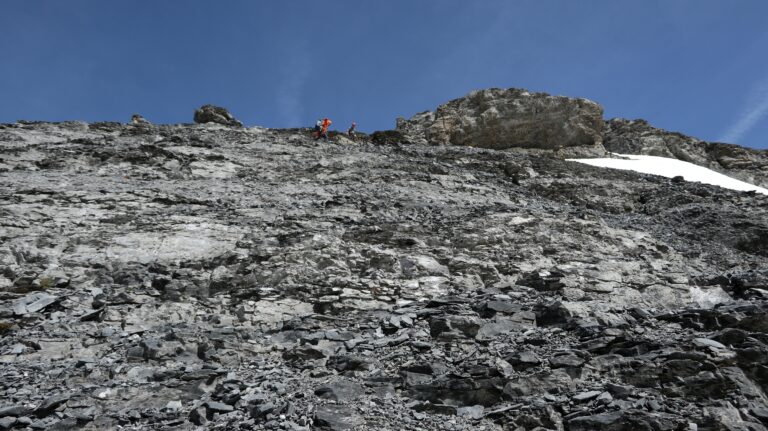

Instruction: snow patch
[569,154,768,195]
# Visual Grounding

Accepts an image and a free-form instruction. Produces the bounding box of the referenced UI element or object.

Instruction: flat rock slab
[12,292,58,316]
[572,390,602,402]
[314,405,363,430]
[315,381,365,402]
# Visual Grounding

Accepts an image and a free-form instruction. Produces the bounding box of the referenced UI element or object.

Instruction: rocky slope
[0,114,767,431]
[397,89,768,187]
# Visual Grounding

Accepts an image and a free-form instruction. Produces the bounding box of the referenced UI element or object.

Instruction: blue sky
[1,1,767,149]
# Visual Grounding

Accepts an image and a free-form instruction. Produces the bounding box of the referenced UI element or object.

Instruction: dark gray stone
[205,401,234,413]
[314,381,365,402]
[314,405,363,430]
[0,406,31,418]
[549,353,585,368]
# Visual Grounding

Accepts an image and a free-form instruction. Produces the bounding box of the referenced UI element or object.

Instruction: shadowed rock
[193,104,243,127]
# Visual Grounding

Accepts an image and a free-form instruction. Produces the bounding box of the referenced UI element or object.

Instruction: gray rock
[249,402,275,420]
[12,292,58,316]
[130,114,151,125]
[0,406,31,418]
[567,411,624,430]
[397,88,605,155]
[506,351,541,370]
[0,417,16,430]
[314,381,365,402]
[314,405,363,430]
[165,400,182,412]
[456,405,484,419]
[549,353,585,368]
[282,345,327,362]
[409,401,458,416]
[605,383,635,399]
[189,406,208,425]
[693,337,727,350]
[476,319,527,341]
[327,355,372,372]
[34,394,69,417]
[205,401,234,413]
[572,390,602,402]
[193,104,243,127]
[429,315,481,339]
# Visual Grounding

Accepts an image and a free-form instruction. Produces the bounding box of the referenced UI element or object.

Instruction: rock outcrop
[130,114,151,126]
[396,88,605,156]
[0,99,767,430]
[605,118,768,188]
[193,104,244,127]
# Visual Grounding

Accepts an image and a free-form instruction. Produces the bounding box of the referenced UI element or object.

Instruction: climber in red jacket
[316,118,332,141]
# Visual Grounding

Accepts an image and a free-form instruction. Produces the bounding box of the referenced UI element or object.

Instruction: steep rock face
[605,118,768,188]
[396,88,605,156]
[0,120,767,430]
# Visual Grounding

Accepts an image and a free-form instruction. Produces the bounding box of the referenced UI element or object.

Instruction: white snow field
[569,154,768,195]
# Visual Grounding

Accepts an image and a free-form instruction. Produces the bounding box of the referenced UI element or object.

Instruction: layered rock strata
[396,88,605,156]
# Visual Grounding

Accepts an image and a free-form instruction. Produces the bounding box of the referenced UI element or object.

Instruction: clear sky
[2,1,767,149]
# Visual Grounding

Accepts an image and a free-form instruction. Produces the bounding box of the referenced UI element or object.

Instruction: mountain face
[0,92,767,430]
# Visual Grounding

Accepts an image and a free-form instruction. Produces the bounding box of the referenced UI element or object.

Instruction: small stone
[189,406,207,426]
[457,405,484,419]
[572,390,602,402]
[549,353,585,368]
[596,391,613,404]
[34,394,70,417]
[12,292,58,316]
[165,400,183,412]
[314,381,365,402]
[693,338,727,350]
[0,417,17,430]
[205,401,234,413]
[0,406,31,417]
[314,405,363,430]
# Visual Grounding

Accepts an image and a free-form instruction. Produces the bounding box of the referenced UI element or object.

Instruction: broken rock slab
[12,292,59,316]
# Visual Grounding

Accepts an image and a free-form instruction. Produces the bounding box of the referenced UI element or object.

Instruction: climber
[347,121,357,138]
[313,118,322,138]
[316,118,332,141]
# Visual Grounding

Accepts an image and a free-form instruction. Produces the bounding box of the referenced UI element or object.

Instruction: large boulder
[396,88,605,155]
[130,114,151,126]
[604,118,768,188]
[193,104,243,127]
